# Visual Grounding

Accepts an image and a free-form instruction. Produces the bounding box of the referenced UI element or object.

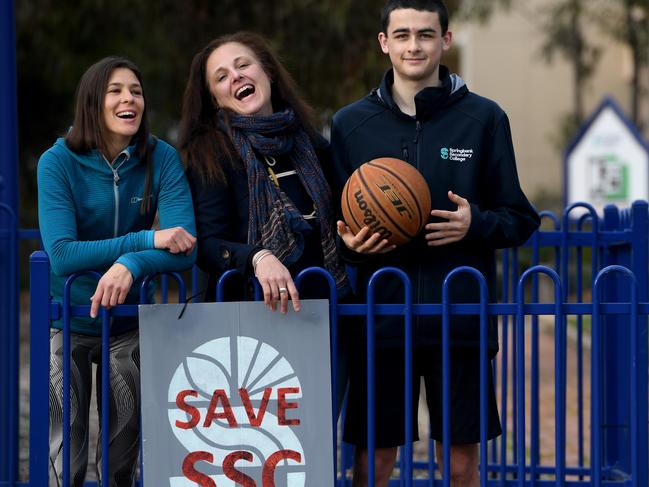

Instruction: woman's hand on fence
[336,221,396,254]
[89,263,134,318]
[253,251,300,314]
[154,227,196,255]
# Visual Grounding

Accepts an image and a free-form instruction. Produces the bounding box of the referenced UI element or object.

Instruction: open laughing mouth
[116,111,137,119]
[235,84,255,101]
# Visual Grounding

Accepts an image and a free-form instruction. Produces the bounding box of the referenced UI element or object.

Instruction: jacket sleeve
[116,146,197,279]
[37,150,155,277]
[188,164,260,277]
[464,113,540,248]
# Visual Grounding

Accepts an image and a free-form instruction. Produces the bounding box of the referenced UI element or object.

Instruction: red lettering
[176,390,200,429]
[277,387,300,426]
[262,450,302,487]
[223,451,256,486]
[203,389,238,428]
[182,451,216,487]
[239,388,272,427]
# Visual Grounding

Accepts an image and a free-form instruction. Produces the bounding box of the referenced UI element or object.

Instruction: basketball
[341,157,432,247]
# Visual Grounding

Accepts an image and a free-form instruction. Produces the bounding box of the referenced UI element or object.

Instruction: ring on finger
[278,287,288,294]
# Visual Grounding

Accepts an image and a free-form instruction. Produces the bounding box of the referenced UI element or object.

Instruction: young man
[330,1,540,486]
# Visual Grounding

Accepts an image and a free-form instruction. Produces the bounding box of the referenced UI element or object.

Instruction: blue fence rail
[1,201,648,486]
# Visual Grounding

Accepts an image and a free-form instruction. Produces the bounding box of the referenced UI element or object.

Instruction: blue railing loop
[591,265,638,487]
[575,209,598,475]
[366,267,413,487]
[62,271,102,486]
[441,266,490,487]
[215,269,241,302]
[539,210,561,230]
[294,266,341,480]
[561,203,599,299]
[529,210,562,474]
[515,266,563,486]
[139,271,187,304]
[562,202,599,231]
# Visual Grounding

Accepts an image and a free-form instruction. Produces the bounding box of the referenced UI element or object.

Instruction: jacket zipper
[402,144,409,161]
[102,154,127,237]
[413,120,422,144]
[112,172,120,237]
[414,119,424,325]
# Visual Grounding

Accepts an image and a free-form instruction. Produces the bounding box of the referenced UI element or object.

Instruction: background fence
[1,201,648,485]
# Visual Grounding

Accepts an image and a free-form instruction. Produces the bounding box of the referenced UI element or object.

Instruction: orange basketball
[341,157,432,247]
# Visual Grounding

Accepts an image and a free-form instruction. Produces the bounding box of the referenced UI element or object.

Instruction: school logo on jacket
[441,147,474,163]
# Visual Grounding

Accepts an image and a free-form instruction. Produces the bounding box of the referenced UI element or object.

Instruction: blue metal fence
[0,0,19,482]
[2,201,648,486]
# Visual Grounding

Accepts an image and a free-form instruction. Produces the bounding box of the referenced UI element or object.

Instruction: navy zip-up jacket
[187,140,336,302]
[330,67,540,352]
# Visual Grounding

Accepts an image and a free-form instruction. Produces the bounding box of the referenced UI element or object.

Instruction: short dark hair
[380,0,449,35]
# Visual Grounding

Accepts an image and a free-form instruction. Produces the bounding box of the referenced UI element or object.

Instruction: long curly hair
[177,31,319,183]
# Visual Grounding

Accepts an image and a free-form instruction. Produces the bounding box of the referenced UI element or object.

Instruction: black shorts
[343,346,502,448]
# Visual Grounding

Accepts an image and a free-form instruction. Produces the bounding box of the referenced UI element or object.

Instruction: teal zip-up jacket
[37,137,196,335]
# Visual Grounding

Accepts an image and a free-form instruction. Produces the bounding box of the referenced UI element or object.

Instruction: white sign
[565,97,649,215]
[139,301,333,487]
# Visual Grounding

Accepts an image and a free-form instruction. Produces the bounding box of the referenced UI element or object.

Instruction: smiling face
[379,8,452,86]
[205,42,273,117]
[102,67,144,154]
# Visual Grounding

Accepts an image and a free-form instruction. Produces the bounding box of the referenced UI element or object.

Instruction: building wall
[452,2,631,203]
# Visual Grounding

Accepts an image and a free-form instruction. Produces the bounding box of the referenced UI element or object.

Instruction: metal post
[600,205,631,478]
[0,0,19,482]
[630,201,648,487]
[29,251,51,486]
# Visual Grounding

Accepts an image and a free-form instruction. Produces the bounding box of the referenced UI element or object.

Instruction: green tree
[15,0,377,227]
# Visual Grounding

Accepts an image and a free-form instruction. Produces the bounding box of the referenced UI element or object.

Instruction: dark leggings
[49,328,141,487]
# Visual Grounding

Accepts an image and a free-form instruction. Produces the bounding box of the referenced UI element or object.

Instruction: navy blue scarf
[225,109,349,293]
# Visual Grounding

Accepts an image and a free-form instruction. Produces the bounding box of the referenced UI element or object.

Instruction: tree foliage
[15,0,378,225]
[16,0,465,227]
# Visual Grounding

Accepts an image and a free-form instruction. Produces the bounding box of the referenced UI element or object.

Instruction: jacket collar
[375,65,467,121]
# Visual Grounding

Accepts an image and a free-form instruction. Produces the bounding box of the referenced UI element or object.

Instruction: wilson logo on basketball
[353,189,393,241]
[342,158,431,246]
